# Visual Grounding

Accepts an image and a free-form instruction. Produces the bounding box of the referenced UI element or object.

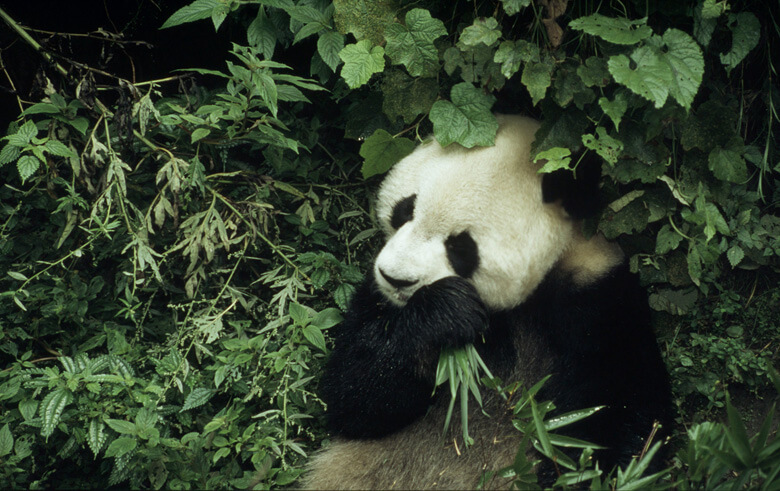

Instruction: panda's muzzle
[378,268,418,289]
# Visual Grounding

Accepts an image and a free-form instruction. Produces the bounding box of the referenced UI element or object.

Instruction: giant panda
[304,115,672,489]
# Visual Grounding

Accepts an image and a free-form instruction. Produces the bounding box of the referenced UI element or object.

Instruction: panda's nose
[378,269,418,289]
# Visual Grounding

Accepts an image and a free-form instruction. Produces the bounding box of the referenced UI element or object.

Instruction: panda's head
[373,115,620,311]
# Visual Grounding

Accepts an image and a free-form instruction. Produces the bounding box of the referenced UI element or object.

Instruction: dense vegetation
[0,0,778,488]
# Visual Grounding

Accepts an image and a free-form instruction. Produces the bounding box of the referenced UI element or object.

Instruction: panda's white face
[374,115,576,311]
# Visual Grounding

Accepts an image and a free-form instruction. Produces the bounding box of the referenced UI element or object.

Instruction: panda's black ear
[541,151,602,220]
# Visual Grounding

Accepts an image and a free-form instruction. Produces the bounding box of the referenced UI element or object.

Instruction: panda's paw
[409,276,489,347]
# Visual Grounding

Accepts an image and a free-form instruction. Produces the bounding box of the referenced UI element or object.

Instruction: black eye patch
[390,194,416,229]
[445,231,479,278]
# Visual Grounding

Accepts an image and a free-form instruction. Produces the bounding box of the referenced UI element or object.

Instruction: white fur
[375,115,573,310]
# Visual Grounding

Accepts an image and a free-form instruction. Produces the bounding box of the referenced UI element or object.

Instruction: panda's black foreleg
[319,275,488,439]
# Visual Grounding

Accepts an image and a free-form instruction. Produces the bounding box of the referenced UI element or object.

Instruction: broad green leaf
[502,0,531,15]
[302,325,327,352]
[106,418,137,435]
[247,8,277,58]
[600,197,650,239]
[656,224,683,254]
[0,143,21,165]
[708,146,747,183]
[534,147,572,173]
[87,419,107,456]
[569,14,652,45]
[521,57,554,106]
[7,120,38,147]
[317,31,345,72]
[648,288,698,315]
[44,140,78,159]
[577,56,610,87]
[21,102,60,116]
[40,388,73,440]
[582,127,623,165]
[727,245,744,267]
[17,154,42,183]
[429,82,497,148]
[599,92,627,129]
[161,0,219,29]
[493,41,524,78]
[181,388,216,412]
[338,40,385,89]
[384,9,446,77]
[458,17,501,48]
[608,47,672,108]
[646,29,704,110]
[695,196,730,241]
[105,436,137,458]
[288,301,309,324]
[311,308,343,329]
[210,2,230,31]
[0,423,12,457]
[381,70,438,124]
[191,128,210,143]
[720,13,760,75]
[359,129,415,179]
[332,0,395,46]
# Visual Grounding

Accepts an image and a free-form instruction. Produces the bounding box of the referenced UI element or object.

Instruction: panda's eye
[390,194,416,229]
[445,231,479,278]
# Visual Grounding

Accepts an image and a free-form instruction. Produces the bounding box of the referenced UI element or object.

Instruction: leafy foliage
[0,0,777,489]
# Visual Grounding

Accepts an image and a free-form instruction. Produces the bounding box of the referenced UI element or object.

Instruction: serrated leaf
[338,40,385,89]
[333,283,355,310]
[522,56,554,105]
[381,70,438,124]
[359,129,415,179]
[311,308,343,330]
[695,196,730,241]
[608,47,672,108]
[302,325,327,352]
[577,56,610,87]
[317,31,344,72]
[16,120,39,145]
[459,17,500,48]
[0,143,21,165]
[534,147,572,173]
[87,419,107,456]
[44,140,78,159]
[0,423,12,457]
[655,224,683,254]
[646,29,704,110]
[429,82,497,148]
[21,102,60,116]
[727,245,744,267]
[332,0,395,46]
[105,436,137,458]
[181,388,216,412]
[106,418,137,435]
[247,8,277,58]
[40,388,73,440]
[493,41,523,79]
[289,301,309,325]
[569,14,652,45]
[17,154,42,183]
[161,0,219,29]
[384,8,446,77]
[720,13,760,75]
[708,146,747,183]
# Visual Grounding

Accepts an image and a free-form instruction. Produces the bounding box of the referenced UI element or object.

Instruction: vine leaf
[338,40,385,89]
[708,146,747,183]
[429,82,497,148]
[646,29,704,110]
[359,129,415,179]
[569,13,653,45]
[458,17,501,48]
[720,13,760,74]
[522,56,554,106]
[608,47,672,108]
[599,92,628,129]
[535,147,572,173]
[384,8,446,77]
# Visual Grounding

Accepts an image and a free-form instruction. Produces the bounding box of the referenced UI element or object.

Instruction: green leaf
[43,139,78,159]
[0,143,21,165]
[687,245,702,286]
[582,127,623,166]
[317,31,345,72]
[429,82,498,148]
[521,57,554,106]
[247,8,277,58]
[161,0,219,29]
[104,436,137,458]
[695,195,730,241]
[381,70,438,124]
[0,423,13,457]
[577,56,610,87]
[311,308,343,329]
[535,147,572,173]
[493,41,524,79]
[17,154,42,183]
[458,17,501,48]
[181,388,216,412]
[655,224,683,254]
[608,47,672,108]
[724,393,755,467]
[599,92,627,129]
[40,388,73,440]
[569,14,652,45]
[105,419,137,435]
[720,13,760,75]
[646,29,704,110]
[544,406,603,431]
[191,128,210,143]
[288,301,309,325]
[384,9,446,77]
[727,245,744,267]
[338,40,385,89]
[87,419,107,456]
[501,0,531,15]
[359,129,415,179]
[708,146,748,183]
[21,102,60,116]
[333,0,395,46]
[302,325,327,352]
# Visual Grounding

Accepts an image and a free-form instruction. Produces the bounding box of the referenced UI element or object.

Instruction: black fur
[390,194,417,229]
[320,260,672,471]
[444,231,479,278]
[541,151,602,219]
